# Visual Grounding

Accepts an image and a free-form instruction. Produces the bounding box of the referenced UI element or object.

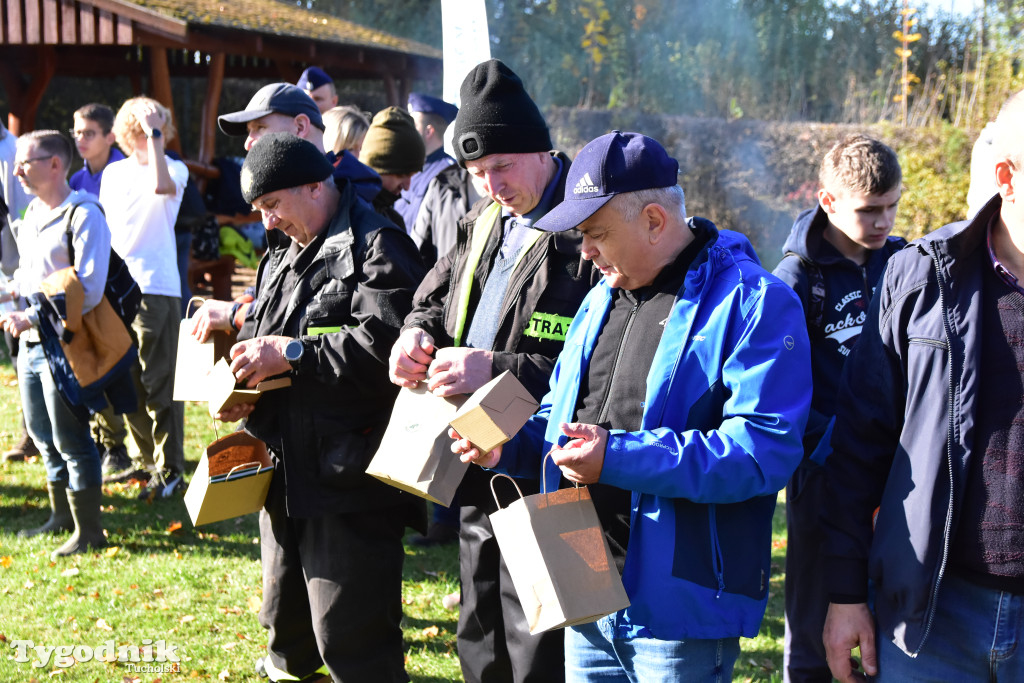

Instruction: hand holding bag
[488,453,630,634]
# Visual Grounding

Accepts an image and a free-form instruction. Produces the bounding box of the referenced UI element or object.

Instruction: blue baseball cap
[534,131,680,233]
[218,83,325,136]
[297,66,333,91]
[407,92,458,124]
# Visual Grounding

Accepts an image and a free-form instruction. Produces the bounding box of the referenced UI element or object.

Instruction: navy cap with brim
[218,83,325,137]
[534,131,679,233]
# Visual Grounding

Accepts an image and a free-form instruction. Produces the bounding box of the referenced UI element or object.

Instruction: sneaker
[3,433,39,463]
[137,469,185,501]
[100,445,132,477]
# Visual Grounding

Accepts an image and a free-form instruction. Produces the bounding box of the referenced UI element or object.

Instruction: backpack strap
[784,251,826,332]
[63,199,105,268]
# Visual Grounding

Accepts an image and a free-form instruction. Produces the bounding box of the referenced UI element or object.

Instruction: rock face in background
[547,108,974,270]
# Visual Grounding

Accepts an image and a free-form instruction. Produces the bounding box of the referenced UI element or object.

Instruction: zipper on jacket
[708,505,726,598]
[916,245,956,655]
[596,296,644,425]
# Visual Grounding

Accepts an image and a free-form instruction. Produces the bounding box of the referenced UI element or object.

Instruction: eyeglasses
[14,155,54,170]
[68,129,98,140]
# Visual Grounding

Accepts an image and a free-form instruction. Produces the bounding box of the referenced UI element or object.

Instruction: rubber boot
[51,487,107,558]
[18,481,74,538]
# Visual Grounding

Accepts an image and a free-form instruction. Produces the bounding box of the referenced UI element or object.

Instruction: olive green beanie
[358,106,426,176]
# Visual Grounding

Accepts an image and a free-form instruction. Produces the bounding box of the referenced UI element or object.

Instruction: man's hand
[823,602,877,682]
[1,311,32,337]
[229,336,292,387]
[549,422,608,484]
[214,403,255,423]
[426,347,493,397]
[389,328,435,387]
[449,427,503,468]
[190,300,235,342]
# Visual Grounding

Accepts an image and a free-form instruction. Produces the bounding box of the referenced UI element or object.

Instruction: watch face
[286,340,303,362]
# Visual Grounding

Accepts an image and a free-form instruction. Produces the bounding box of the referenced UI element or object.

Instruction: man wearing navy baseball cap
[296,66,338,113]
[456,131,812,681]
[394,92,458,230]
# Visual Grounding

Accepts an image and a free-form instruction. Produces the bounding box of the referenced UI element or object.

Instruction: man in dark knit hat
[359,106,426,231]
[216,132,426,683]
[388,58,600,683]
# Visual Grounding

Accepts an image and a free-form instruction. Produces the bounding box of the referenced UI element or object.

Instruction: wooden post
[148,45,182,154]
[0,46,57,134]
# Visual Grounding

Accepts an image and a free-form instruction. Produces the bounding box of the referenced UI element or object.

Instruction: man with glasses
[69,104,124,198]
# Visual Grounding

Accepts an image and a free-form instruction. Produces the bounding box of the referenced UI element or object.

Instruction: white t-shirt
[99,155,187,297]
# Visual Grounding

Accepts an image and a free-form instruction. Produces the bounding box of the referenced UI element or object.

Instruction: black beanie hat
[359,106,426,176]
[241,132,333,204]
[452,59,552,167]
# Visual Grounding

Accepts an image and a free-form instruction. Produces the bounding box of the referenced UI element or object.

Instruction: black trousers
[457,503,565,683]
[783,461,832,683]
[259,477,409,682]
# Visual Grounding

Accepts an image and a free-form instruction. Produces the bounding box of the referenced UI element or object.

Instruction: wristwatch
[148,128,163,139]
[284,338,304,370]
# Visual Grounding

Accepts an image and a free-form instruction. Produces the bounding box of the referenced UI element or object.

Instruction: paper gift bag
[366,384,468,506]
[173,297,234,402]
[489,469,630,634]
[184,431,273,526]
[206,359,292,417]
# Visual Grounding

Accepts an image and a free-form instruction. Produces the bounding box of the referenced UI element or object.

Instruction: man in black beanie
[389,59,602,683]
[217,132,426,683]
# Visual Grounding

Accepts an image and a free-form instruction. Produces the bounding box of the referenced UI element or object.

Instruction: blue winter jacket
[499,221,811,640]
[822,196,1002,657]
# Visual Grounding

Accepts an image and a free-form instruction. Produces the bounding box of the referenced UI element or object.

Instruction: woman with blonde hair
[322,105,370,157]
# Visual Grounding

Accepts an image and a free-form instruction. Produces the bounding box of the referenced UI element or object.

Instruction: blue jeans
[17,342,101,490]
[877,573,1024,681]
[566,616,739,682]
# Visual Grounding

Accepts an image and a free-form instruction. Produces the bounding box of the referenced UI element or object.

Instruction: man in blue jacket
[457,131,811,680]
[821,91,1024,681]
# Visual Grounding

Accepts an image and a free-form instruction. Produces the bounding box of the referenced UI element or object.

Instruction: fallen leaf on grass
[60,567,80,577]
[0,633,6,642]
[1,556,12,568]
[221,642,236,650]
[421,625,440,638]
[154,588,165,597]
[218,606,243,616]
[104,546,120,557]
[772,539,787,550]
[180,615,196,624]
[121,677,141,683]
[218,670,231,681]
[95,618,113,631]
[247,595,262,613]
[166,521,183,535]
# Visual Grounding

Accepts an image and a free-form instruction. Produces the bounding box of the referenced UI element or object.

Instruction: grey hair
[611,184,686,222]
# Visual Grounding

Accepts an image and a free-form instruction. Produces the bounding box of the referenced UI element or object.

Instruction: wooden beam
[1,46,58,133]
[148,45,182,155]
[24,0,41,44]
[87,0,187,39]
[198,52,225,167]
[98,8,114,44]
[60,0,77,44]
[79,4,95,43]
[8,0,25,44]
[43,0,59,43]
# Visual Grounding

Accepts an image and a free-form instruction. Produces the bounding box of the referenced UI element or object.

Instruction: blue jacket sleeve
[599,281,811,504]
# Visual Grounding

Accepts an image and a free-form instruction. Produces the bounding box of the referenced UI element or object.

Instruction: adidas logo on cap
[572,173,600,195]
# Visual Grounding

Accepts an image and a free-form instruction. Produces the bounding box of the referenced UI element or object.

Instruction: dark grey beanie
[241,132,333,203]
[452,59,552,167]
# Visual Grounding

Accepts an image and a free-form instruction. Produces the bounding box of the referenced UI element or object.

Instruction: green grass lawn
[0,351,786,681]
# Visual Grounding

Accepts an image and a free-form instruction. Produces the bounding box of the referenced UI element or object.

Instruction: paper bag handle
[186,296,207,318]
[541,448,581,502]
[489,473,524,510]
[225,462,261,480]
